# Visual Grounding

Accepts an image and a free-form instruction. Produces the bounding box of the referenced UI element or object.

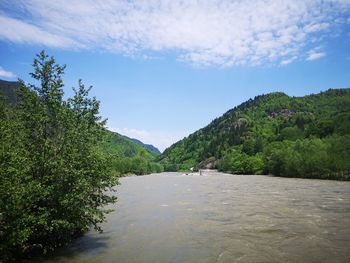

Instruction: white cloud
[303,23,329,33]
[281,56,298,65]
[306,50,326,61]
[0,66,16,78]
[108,127,188,152]
[0,0,349,66]
[0,15,81,48]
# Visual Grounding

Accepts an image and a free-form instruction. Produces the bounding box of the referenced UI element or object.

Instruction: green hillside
[159,89,350,180]
[122,135,161,154]
[0,79,20,104]
[104,131,163,175]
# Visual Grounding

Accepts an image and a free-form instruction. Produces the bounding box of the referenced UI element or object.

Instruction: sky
[0,0,350,152]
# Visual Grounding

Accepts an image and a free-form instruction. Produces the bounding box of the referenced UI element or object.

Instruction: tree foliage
[0,51,118,261]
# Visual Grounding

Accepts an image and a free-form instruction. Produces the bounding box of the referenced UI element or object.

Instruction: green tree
[0,51,118,261]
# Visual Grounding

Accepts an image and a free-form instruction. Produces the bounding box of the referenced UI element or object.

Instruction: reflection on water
[41,172,350,263]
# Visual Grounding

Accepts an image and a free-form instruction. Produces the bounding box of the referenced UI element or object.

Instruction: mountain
[106,132,159,158]
[158,88,350,180]
[104,131,163,175]
[0,79,20,104]
[122,135,161,154]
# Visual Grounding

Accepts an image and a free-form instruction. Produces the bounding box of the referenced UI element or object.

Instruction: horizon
[1,0,350,151]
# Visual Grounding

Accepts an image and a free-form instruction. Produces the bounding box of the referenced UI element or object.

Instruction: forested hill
[0,79,20,104]
[122,135,161,154]
[108,132,159,158]
[105,131,163,175]
[159,88,350,180]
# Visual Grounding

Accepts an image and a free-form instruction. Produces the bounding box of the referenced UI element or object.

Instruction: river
[41,171,350,263]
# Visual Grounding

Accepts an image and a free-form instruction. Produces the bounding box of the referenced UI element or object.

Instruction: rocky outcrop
[198,157,216,169]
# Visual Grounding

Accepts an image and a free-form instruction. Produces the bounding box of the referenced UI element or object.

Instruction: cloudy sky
[1,0,350,151]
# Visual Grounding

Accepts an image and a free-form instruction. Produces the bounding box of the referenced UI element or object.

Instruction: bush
[217,150,264,175]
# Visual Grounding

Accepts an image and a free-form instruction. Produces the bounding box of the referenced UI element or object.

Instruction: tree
[0,51,118,261]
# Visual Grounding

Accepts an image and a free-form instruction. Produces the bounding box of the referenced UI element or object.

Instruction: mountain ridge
[121,135,161,154]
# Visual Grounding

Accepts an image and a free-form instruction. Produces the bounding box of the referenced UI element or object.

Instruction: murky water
[42,172,350,263]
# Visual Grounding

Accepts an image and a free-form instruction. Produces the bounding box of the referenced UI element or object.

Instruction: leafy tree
[0,51,118,261]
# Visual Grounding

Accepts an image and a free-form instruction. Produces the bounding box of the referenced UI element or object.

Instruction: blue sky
[0,1,350,151]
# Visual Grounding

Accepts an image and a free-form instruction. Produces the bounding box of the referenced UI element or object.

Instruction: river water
[42,172,350,263]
